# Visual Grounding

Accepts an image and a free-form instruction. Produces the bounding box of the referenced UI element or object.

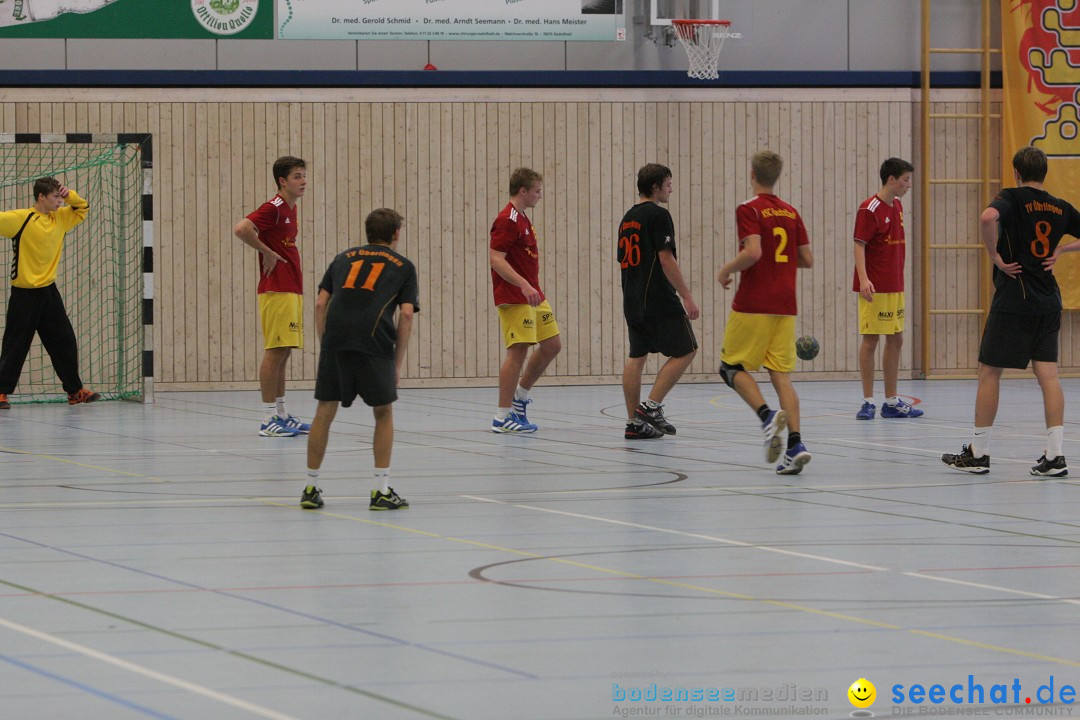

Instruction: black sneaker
[370,487,409,511]
[300,485,324,509]
[625,420,664,440]
[1030,455,1068,478]
[636,402,676,435]
[941,445,990,474]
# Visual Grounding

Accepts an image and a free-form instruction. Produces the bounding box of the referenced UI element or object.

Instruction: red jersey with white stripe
[731,194,809,316]
[852,194,905,293]
[246,194,303,294]
[490,201,544,306]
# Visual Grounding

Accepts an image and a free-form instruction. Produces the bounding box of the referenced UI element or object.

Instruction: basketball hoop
[672,19,731,81]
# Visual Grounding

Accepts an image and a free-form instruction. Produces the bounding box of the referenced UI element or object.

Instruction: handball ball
[795,335,820,361]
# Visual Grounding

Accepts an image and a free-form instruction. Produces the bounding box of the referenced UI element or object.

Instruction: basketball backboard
[649,0,721,26]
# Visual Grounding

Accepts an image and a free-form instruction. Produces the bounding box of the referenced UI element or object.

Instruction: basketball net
[672,20,730,81]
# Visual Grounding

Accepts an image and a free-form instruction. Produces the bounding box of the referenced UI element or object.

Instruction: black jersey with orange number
[989,187,1080,315]
[618,201,682,323]
[318,244,420,356]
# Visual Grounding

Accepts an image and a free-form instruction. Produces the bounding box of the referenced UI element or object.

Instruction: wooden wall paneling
[573,102,590,377]
[204,102,221,384]
[438,101,454,378]
[8,89,1065,389]
[182,104,199,385]
[451,101,466,379]
[414,101,432,380]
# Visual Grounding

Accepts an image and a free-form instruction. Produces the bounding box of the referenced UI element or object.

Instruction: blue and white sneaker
[776,442,812,475]
[855,401,876,420]
[259,415,301,437]
[492,411,538,434]
[282,414,311,434]
[511,396,533,424]
[880,399,923,418]
[761,409,788,463]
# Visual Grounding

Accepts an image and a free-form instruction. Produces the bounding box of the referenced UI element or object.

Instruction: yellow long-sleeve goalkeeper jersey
[0,190,88,288]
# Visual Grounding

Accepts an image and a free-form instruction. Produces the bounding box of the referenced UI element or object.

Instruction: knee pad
[719,362,745,389]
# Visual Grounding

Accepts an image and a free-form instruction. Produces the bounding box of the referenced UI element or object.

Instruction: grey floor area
[0,380,1078,720]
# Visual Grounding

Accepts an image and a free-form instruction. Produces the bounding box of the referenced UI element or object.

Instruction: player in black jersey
[618,164,700,439]
[942,146,1080,477]
[300,208,420,510]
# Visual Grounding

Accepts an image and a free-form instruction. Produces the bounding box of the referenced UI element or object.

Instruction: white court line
[464,495,1080,608]
[0,616,299,720]
[461,495,886,570]
[903,572,1080,606]
[821,437,1033,464]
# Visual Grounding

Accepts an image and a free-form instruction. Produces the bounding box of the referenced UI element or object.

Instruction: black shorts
[978,311,1060,369]
[627,316,698,359]
[314,351,397,408]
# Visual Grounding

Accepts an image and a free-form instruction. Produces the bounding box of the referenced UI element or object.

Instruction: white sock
[307,469,319,480]
[495,407,510,420]
[885,396,899,406]
[864,397,874,405]
[276,396,286,417]
[1047,426,1064,458]
[971,426,992,458]
[264,403,277,422]
[514,385,529,402]
[375,470,390,494]
[643,398,659,409]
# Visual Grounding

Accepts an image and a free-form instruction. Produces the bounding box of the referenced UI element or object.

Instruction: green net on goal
[0,142,144,404]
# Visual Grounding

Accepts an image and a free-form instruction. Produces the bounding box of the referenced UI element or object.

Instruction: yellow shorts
[259,292,304,349]
[497,300,560,348]
[859,292,905,335]
[720,311,796,373]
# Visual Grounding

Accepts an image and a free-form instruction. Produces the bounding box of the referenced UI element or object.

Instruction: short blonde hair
[751,151,783,188]
[509,167,542,196]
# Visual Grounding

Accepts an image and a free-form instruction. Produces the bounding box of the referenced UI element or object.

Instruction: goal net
[0,136,150,404]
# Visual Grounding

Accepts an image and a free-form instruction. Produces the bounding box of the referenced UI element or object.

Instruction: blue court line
[0,530,537,680]
[0,651,178,720]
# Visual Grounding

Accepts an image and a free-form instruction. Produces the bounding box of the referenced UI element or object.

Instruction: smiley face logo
[848,678,876,708]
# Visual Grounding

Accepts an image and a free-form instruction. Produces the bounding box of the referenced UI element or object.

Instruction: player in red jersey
[717,151,814,474]
[852,157,922,420]
[233,156,310,437]
[488,167,562,433]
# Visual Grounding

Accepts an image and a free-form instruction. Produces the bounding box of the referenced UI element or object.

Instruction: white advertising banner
[277,0,626,41]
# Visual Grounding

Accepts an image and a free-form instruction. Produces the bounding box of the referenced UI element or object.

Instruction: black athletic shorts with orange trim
[315,351,397,408]
[978,311,1059,369]
[626,315,697,359]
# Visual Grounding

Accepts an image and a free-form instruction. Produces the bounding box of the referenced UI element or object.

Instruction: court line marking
[0,651,178,719]
[902,572,1080,606]
[0,575,461,720]
[447,496,1080,667]
[0,616,299,720]
[461,495,884,570]
[0,445,169,482]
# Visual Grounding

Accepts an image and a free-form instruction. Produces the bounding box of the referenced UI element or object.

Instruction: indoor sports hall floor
[1,379,1078,720]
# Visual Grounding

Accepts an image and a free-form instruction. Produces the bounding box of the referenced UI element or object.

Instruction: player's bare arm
[797,244,813,269]
[718,234,762,289]
[979,207,1022,278]
[657,248,700,320]
[314,288,331,343]
[234,217,287,276]
[395,303,415,387]
[1043,237,1080,269]
[489,247,541,306]
[852,241,875,301]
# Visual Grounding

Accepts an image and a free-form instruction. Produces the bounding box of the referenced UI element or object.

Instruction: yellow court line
[260,500,1080,669]
[0,445,169,483]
